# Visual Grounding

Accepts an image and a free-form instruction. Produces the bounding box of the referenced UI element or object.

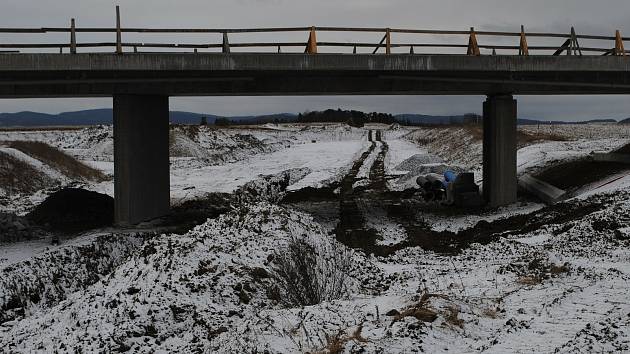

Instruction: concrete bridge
[2,10,630,224]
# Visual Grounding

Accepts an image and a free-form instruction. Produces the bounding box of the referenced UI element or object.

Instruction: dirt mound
[0,212,47,243]
[395,154,444,172]
[27,188,114,233]
[535,158,630,191]
[614,142,630,154]
[0,150,56,195]
[169,130,206,157]
[8,141,106,181]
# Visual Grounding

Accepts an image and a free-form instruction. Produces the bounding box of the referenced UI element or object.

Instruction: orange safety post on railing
[519,25,529,56]
[615,30,625,56]
[305,26,318,54]
[467,27,480,55]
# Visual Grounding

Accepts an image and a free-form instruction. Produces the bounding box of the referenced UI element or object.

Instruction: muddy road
[282,130,613,255]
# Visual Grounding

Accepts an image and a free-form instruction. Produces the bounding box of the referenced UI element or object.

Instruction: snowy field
[1,123,630,353]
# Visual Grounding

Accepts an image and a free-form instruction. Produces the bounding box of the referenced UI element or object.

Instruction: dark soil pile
[0,212,47,243]
[27,188,114,233]
[614,142,630,154]
[165,193,233,233]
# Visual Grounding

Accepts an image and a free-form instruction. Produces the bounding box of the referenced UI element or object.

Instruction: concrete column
[113,94,170,225]
[482,94,517,207]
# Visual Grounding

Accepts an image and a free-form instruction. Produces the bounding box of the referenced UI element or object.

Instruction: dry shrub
[270,235,352,307]
[8,141,105,181]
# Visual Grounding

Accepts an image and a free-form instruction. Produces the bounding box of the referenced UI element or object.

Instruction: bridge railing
[0,6,627,56]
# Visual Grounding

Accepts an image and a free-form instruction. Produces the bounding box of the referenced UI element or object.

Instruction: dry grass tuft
[444,305,464,328]
[550,263,570,275]
[8,141,106,182]
[317,325,368,354]
[516,275,542,285]
[391,292,445,323]
[517,130,567,147]
[482,307,499,319]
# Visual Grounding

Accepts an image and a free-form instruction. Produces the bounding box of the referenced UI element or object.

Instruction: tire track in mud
[335,133,377,244]
[335,130,388,249]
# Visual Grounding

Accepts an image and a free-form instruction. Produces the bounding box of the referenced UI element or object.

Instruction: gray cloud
[2,0,630,120]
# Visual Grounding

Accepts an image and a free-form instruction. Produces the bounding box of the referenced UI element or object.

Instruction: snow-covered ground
[1,123,630,353]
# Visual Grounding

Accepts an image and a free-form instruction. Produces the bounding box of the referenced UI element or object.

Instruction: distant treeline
[0,107,623,127]
[397,113,482,127]
[297,109,396,127]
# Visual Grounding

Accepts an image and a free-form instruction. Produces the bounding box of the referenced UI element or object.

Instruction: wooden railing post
[115,6,122,54]
[519,25,528,56]
[372,32,387,54]
[385,28,391,54]
[222,32,230,53]
[70,18,77,54]
[467,27,480,56]
[615,30,625,56]
[569,27,582,56]
[410,45,414,54]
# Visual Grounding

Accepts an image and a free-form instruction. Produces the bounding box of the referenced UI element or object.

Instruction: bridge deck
[1,53,630,97]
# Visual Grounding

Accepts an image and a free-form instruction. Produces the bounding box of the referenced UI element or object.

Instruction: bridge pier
[482,94,517,207]
[113,94,170,225]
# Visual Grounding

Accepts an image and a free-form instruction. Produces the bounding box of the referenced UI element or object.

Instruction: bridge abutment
[113,94,170,225]
[482,94,517,207]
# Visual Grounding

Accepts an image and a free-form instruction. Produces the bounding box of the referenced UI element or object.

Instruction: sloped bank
[0,168,311,330]
[0,232,147,324]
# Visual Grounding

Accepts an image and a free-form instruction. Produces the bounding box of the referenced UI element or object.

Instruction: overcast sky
[3,0,630,120]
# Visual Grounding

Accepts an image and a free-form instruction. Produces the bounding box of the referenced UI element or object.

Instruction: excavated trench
[282,130,613,255]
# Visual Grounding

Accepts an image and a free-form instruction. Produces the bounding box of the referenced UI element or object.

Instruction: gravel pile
[395,154,445,173]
